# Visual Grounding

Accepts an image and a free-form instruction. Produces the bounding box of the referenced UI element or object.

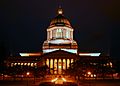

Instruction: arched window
[57,29,62,38]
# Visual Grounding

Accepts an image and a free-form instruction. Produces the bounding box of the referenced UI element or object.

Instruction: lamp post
[26,72,30,86]
[87,71,91,86]
[87,71,91,76]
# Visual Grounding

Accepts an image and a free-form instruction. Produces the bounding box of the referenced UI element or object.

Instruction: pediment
[41,50,80,59]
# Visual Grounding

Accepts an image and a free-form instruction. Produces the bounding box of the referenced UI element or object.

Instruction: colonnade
[45,58,75,74]
[47,28,73,40]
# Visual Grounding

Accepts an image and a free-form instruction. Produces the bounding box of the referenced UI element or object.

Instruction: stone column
[57,59,58,74]
[50,31,52,39]
[70,31,73,39]
[49,59,50,74]
[69,59,71,68]
[63,29,66,38]
[66,59,67,69]
[49,31,50,39]
[53,59,54,74]
[45,59,46,65]
[61,59,63,74]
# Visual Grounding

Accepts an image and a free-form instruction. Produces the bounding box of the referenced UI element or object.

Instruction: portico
[41,50,79,75]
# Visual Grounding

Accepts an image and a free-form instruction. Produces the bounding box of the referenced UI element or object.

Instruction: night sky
[0,0,119,58]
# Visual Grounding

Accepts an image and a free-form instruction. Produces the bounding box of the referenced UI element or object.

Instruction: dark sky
[0,0,119,58]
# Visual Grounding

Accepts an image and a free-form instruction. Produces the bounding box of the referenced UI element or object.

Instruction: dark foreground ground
[77,79,120,86]
[0,79,120,86]
[0,80,34,86]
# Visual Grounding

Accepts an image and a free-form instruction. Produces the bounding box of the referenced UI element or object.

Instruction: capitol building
[7,7,104,75]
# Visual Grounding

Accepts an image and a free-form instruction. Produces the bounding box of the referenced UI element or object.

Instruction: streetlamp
[87,71,91,76]
[87,71,91,79]
[26,72,30,86]
[27,72,30,76]
[87,71,91,86]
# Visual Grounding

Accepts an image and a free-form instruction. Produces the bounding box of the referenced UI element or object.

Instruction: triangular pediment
[41,50,80,59]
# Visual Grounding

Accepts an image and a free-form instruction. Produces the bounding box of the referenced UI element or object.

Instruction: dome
[43,7,78,54]
[49,8,71,27]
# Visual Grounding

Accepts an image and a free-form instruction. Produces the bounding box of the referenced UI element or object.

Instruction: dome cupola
[49,7,71,27]
[43,7,78,54]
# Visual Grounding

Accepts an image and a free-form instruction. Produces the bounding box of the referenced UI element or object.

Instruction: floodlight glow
[62,78,66,82]
[26,72,30,76]
[94,74,96,77]
[87,71,91,75]
[79,53,101,56]
[58,10,63,14]
[47,26,73,31]
[61,49,77,54]
[48,39,71,44]
[51,78,58,82]
[43,49,59,53]
[20,53,29,56]
[20,53,41,57]
[43,49,77,54]
[91,74,93,77]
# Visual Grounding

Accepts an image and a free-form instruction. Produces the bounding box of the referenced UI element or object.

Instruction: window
[57,29,62,38]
